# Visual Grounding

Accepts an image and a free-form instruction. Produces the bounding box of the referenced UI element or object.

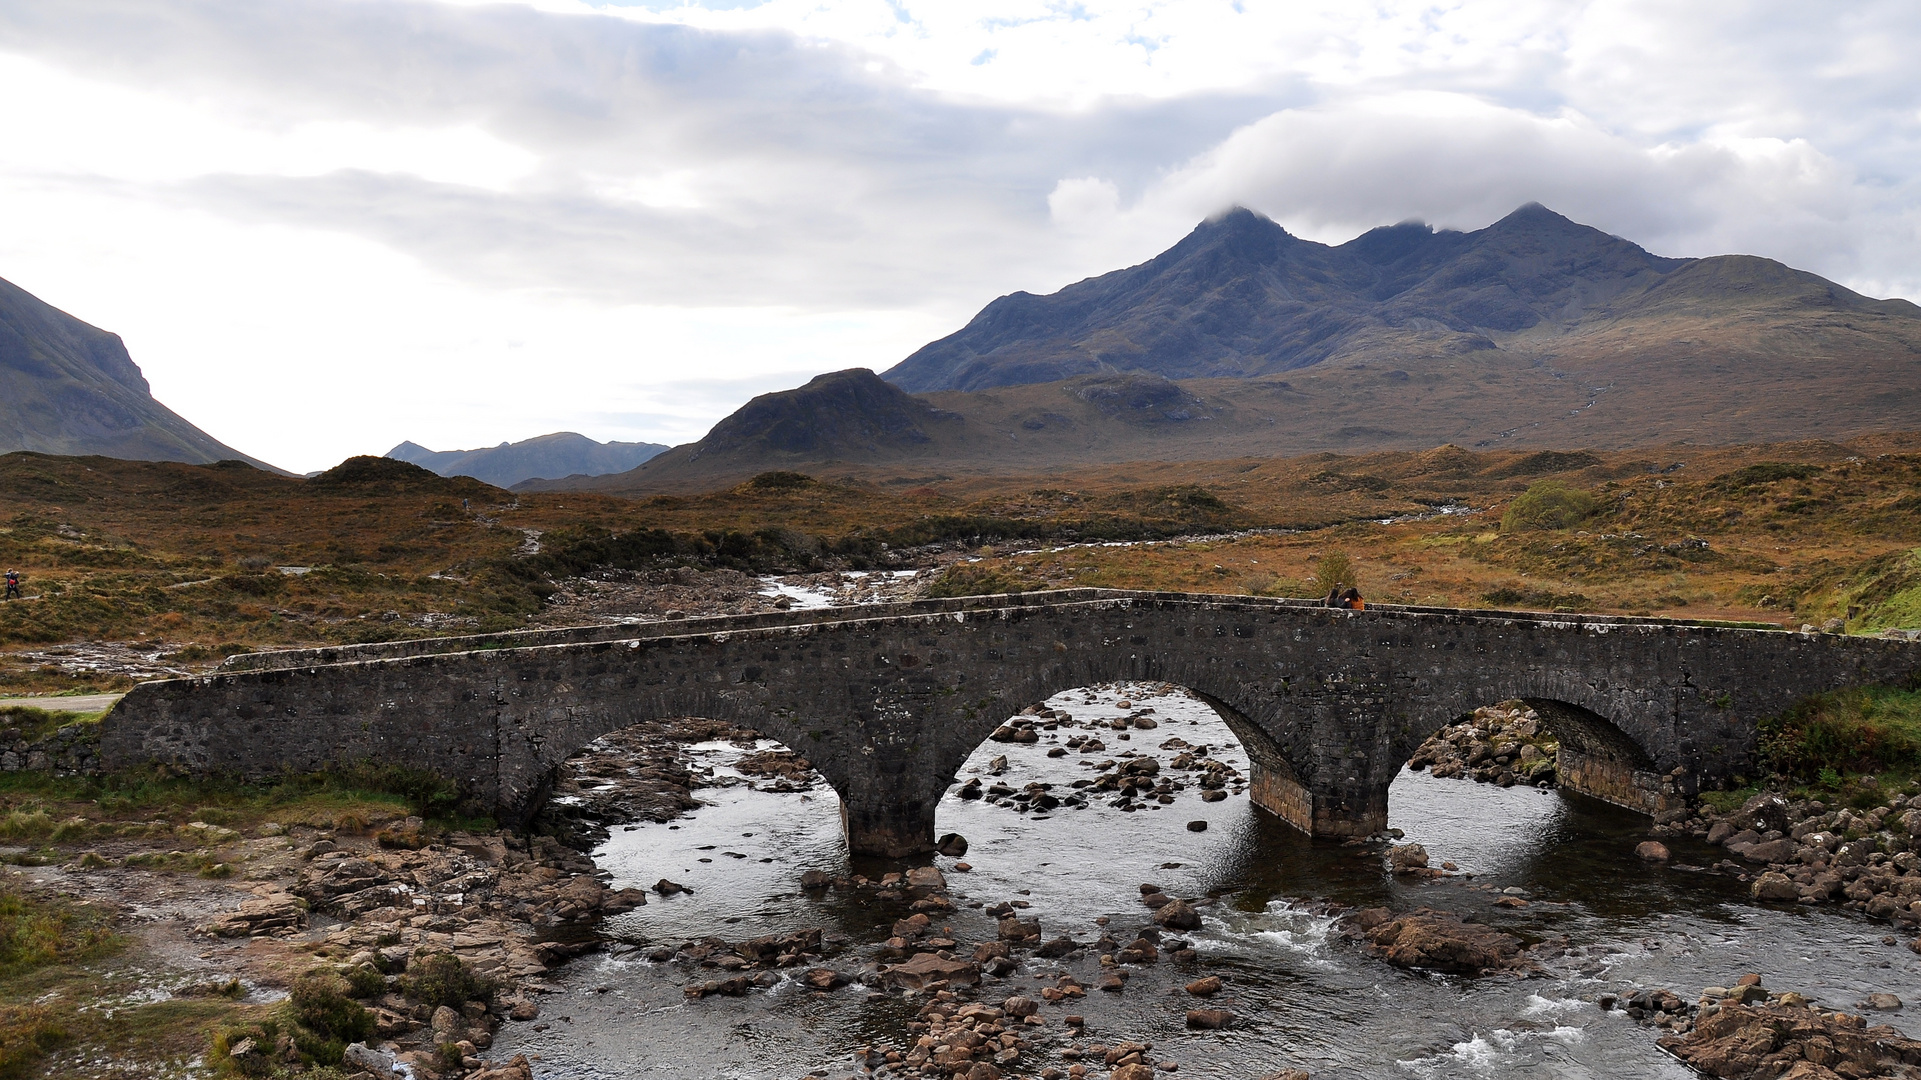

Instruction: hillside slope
[0,274,271,467]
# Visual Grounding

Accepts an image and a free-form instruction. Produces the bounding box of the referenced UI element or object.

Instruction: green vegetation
[0,708,98,744]
[743,470,819,491]
[285,969,375,1064]
[0,884,124,1077]
[1715,462,1824,490]
[1310,551,1354,597]
[0,885,119,980]
[922,563,1026,598]
[398,951,494,1009]
[0,761,485,841]
[1500,480,1597,531]
[1757,684,1921,786]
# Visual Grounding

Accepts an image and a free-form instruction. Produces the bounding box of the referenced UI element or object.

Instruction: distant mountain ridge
[883,203,1920,392]
[387,431,668,488]
[0,274,272,468]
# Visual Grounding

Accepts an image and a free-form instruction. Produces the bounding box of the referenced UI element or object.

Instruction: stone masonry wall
[100,591,1921,855]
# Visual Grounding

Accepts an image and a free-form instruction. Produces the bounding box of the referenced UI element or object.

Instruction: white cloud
[0,0,1915,469]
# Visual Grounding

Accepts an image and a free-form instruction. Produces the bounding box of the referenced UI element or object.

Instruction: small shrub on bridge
[1311,551,1354,597]
[1500,480,1596,531]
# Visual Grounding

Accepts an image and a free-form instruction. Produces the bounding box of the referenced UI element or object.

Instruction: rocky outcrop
[1353,908,1531,976]
[1685,789,1921,923]
[1649,980,1921,1079]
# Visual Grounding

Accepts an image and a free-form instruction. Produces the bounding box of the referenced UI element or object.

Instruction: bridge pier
[1248,763,1389,838]
[841,796,939,859]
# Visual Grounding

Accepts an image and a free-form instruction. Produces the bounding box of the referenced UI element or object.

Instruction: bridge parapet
[106,591,1921,856]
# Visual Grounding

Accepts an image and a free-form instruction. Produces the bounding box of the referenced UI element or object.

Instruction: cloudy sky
[1,1,1916,472]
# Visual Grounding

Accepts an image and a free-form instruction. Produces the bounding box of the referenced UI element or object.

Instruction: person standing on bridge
[1324,583,1346,608]
[1341,587,1365,610]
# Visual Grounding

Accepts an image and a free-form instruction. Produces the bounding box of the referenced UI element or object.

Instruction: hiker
[1341,586,1365,610]
[1324,583,1346,608]
[4,569,19,600]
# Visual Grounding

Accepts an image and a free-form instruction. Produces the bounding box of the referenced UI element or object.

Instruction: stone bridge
[99,591,1921,857]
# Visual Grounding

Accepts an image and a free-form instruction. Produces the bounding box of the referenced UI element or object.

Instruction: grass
[0,762,491,842]
[0,708,98,744]
[0,438,1916,682]
[1757,684,1921,787]
[0,882,125,1078]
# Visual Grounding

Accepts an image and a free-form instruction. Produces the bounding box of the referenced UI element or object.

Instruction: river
[493,685,1921,1079]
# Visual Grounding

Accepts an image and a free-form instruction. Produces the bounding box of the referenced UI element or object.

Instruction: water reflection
[499,685,1921,1079]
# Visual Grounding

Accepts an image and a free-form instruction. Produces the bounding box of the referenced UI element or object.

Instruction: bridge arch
[97,590,1921,858]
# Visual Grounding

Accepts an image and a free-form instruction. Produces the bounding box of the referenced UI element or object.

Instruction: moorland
[3,431,1916,701]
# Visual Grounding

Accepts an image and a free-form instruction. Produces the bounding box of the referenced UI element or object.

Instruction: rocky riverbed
[16,683,1921,1079]
[1406,703,1560,789]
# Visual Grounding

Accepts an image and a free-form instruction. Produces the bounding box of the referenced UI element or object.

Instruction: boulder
[1634,841,1671,862]
[883,953,981,990]
[1185,976,1223,997]
[1751,872,1800,901]
[1660,999,1921,1079]
[1363,909,1528,976]
[1153,899,1203,931]
[1186,1008,1235,1029]
[1387,844,1430,874]
[1740,838,1798,863]
[935,833,969,857]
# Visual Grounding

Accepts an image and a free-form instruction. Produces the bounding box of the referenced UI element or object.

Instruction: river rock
[1002,995,1039,1017]
[1185,976,1223,996]
[1660,997,1921,1078]
[465,1054,533,1080]
[1634,841,1671,862]
[1751,872,1800,901]
[1111,1065,1156,1080]
[998,916,1041,942]
[936,833,969,857]
[1739,838,1798,863]
[1035,935,1078,958]
[1388,844,1430,874]
[654,879,686,896]
[1362,909,1528,976]
[1186,1007,1235,1029]
[883,953,980,990]
[906,866,947,895]
[1861,992,1903,1011]
[431,1004,463,1041]
[804,968,849,990]
[1154,899,1203,930]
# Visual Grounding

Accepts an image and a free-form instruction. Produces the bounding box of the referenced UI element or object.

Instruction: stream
[493,685,1921,1079]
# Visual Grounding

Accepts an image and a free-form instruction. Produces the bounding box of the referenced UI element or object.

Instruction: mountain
[0,274,272,467]
[536,369,962,491]
[387,432,668,488]
[883,203,1921,393]
[538,205,1921,494]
